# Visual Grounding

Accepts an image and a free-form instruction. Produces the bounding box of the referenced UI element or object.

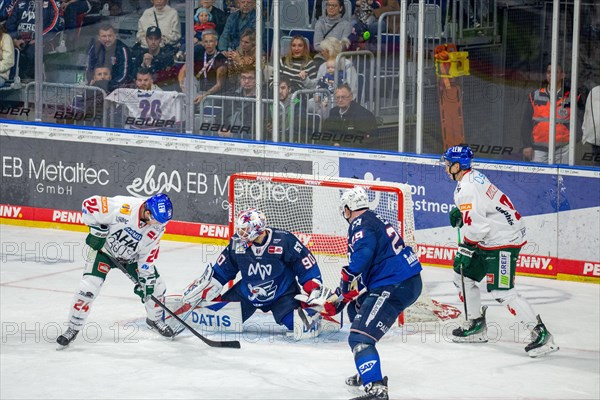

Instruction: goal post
[228,172,446,325]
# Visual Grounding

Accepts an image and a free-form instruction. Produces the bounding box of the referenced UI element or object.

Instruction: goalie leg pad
[145,276,167,321]
[491,288,537,327]
[67,275,104,330]
[453,272,483,320]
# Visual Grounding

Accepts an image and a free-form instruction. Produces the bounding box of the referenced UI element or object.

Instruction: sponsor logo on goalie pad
[164,296,243,333]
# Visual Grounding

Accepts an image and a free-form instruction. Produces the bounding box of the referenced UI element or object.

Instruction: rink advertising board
[1,121,598,281]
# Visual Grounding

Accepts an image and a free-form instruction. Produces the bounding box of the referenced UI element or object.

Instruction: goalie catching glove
[294,279,332,309]
[134,272,156,303]
[183,264,223,305]
[85,225,109,251]
[322,266,361,317]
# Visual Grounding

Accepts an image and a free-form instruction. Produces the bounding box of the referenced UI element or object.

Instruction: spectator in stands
[86,24,132,91]
[61,0,92,45]
[198,0,227,36]
[0,23,15,88]
[218,0,256,51]
[582,85,600,166]
[0,0,17,22]
[313,0,352,52]
[68,66,111,125]
[131,26,177,89]
[215,66,263,139]
[266,76,301,138]
[6,0,63,79]
[135,68,161,90]
[279,35,317,93]
[521,64,581,164]
[223,29,264,89]
[350,0,378,49]
[137,0,181,49]
[177,30,228,104]
[193,7,217,45]
[321,83,378,148]
[372,0,400,33]
[309,37,357,96]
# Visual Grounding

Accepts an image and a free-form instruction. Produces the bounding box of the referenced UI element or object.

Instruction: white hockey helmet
[235,208,266,247]
[339,187,370,216]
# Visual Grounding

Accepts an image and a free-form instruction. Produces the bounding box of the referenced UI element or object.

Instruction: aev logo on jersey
[248,262,272,280]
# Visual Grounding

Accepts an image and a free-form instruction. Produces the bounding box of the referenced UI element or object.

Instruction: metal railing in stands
[24,82,107,127]
[288,88,331,144]
[196,94,280,141]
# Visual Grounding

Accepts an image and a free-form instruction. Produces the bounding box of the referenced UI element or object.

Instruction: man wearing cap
[137,0,181,49]
[131,26,178,89]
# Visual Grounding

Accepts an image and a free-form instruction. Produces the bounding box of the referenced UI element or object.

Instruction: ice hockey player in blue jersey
[322,187,423,400]
[183,208,326,331]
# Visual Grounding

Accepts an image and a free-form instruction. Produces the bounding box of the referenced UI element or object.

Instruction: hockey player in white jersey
[443,145,558,357]
[56,193,174,349]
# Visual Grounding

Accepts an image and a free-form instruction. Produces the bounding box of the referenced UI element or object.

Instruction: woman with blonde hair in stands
[0,23,15,88]
[222,29,265,88]
[279,35,317,93]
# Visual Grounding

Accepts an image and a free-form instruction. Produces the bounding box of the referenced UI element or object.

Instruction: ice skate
[56,327,79,350]
[146,318,175,338]
[525,315,559,357]
[346,373,363,387]
[349,377,388,400]
[452,306,488,343]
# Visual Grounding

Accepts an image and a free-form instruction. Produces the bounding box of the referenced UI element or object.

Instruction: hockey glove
[134,274,156,303]
[321,288,348,317]
[453,243,477,270]
[86,225,109,251]
[183,264,223,305]
[449,208,464,228]
[339,266,361,303]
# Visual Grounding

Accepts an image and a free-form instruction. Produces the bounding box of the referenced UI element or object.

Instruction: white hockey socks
[453,272,482,320]
[145,276,167,321]
[66,275,104,331]
[491,289,537,329]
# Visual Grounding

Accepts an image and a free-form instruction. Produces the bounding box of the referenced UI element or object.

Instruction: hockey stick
[171,298,205,337]
[457,227,468,321]
[104,253,241,349]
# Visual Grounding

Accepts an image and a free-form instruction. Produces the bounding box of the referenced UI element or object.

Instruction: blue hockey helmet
[443,145,474,170]
[145,193,173,224]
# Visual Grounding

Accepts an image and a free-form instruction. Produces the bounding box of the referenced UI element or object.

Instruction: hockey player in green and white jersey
[443,145,558,357]
[56,193,174,349]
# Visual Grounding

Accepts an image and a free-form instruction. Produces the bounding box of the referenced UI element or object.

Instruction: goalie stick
[104,252,241,349]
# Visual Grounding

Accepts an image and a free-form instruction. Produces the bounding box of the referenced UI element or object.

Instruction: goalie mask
[144,193,173,224]
[235,208,266,247]
[339,187,369,221]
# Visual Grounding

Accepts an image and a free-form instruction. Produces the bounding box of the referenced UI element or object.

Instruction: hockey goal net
[228,172,444,324]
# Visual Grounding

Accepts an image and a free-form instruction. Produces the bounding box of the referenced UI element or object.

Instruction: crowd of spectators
[0,0,385,148]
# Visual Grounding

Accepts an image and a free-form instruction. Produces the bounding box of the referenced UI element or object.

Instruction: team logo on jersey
[248,263,272,280]
[499,251,511,288]
[120,204,131,215]
[268,246,283,254]
[486,184,498,200]
[459,203,472,211]
[358,360,378,375]
[247,280,277,303]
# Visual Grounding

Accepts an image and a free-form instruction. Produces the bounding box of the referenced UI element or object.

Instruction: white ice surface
[1,224,599,400]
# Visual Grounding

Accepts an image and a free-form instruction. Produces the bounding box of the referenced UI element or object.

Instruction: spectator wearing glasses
[314,0,352,52]
[321,84,378,149]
